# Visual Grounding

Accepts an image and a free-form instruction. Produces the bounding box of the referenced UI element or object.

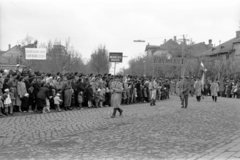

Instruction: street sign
[109,52,123,62]
[154,57,185,66]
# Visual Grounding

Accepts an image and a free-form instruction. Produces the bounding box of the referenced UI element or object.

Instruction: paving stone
[0,96,240,159]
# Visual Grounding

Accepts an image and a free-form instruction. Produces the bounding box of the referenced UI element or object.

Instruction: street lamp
[134,40,147,77]
[133,40,145,42]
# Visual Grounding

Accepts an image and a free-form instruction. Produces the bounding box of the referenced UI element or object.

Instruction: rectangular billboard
[109,52,123,62]
[154,57,185,66]
[25,48,46,60]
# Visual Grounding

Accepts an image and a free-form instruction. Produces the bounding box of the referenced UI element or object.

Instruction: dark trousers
[212,96,217,102]
[181,95,188,107]
[196,96,201,102]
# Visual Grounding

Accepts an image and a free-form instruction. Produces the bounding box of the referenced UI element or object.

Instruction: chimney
[174,36,177,42]
[208,39,213,47]
[164,39,166,43]
[236,31,240,39]
[8,44,11,50]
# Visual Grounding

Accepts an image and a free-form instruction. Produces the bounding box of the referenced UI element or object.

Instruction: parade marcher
[180,77,190,108]
[194,77,203,102]
[210,79,219,102]
[110,75,123,118]
[149,78,158,106]
[163,79,170,99]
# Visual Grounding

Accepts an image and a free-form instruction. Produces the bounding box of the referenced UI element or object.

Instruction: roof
[187,42,211,57]
[160,39,180,50]
[198,38,239,57]
[145,39,211,58]
[145,44,160,51]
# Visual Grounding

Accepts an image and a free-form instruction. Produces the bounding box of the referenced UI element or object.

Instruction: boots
[150,99,153,106]
[117,108,123,116]
[78,103,82,109]
[153,99,156,106]
[111,108,117,118]
[67,106,73,110]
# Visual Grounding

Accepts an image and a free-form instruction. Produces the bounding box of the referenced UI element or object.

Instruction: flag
[201,71,205,86]
[200,61,207,72]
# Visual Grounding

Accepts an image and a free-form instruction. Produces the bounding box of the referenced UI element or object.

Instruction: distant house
[198,31,240,61]
[145,36,212,58]
[0,43,37,66]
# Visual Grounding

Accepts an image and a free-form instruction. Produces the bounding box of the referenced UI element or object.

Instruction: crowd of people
[0,65,239,117]
[0,66,172,117]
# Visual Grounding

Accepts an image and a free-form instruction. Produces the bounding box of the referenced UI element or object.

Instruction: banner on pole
[153,57,185,66]
[25,48,46,60]
[109,52,123,62]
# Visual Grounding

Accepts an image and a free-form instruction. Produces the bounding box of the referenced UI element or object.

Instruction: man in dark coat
[37,84,50,113]
[32,77,42,111]
[180,77,190,108]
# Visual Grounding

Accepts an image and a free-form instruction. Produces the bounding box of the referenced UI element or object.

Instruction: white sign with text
[25,48,46,60]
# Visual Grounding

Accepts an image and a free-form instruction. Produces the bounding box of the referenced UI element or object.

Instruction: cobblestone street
[1,96,240,160]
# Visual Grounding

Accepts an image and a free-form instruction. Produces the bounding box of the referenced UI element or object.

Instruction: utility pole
[181,35,186,78]
[179,35,189,79]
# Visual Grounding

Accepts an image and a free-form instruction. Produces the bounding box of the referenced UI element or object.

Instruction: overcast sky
[1,0,240,73]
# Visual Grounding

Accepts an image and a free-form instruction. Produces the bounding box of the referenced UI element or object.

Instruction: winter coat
[194,81,203,96]
[210,82,219,96]
[37,87,49,100]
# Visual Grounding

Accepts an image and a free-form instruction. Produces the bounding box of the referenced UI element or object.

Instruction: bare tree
[88,45,111,74]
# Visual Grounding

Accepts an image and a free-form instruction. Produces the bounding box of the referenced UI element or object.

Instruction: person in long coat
[62,78,74,110]
[17,77,28,112]
[210,79,219,102]
[179,77,190,108]
[194,77,203,102]
[32,77,42,111]
[110,75,123,118]
[149,78,158,106]
[7,75,18,109]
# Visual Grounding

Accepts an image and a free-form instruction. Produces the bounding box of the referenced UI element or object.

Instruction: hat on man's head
[4,88,9,92]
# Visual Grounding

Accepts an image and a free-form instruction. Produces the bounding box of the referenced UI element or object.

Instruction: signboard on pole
[25,48,46,60]
[154,57,185,66]
[109,52,123,62]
